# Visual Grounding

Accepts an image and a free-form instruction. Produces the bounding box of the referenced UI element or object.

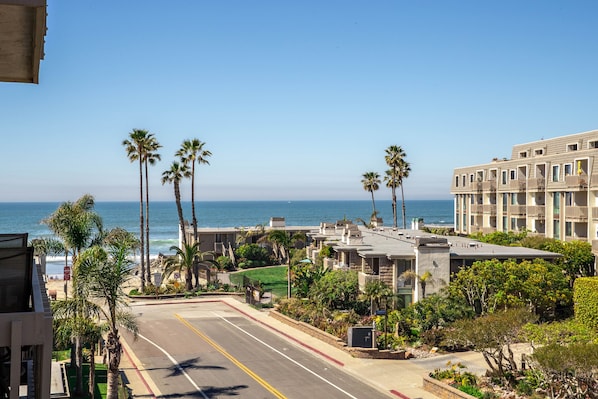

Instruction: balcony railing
[482,181,496,192]
[509,179,526,191]
[510,205,526,215]
[483,204,497,214]
[527,205,545,218]
[564,206,589,221]
[527,178,546,191]
[470,204,483,213]
[565,174,588,188]
[358,272,379,292]
[482,227,497,234]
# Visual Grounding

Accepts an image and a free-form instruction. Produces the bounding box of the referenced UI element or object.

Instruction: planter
[422,376,477,399]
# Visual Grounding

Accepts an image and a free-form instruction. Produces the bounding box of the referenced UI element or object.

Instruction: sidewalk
[119,296,490,399]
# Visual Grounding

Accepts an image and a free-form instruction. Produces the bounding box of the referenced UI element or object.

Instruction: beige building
[1,1,51,398]
[451,129,598,256]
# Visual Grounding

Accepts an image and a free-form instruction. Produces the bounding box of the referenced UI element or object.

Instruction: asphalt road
[122,301,392,399]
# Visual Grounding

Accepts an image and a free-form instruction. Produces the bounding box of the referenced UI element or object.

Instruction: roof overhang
[0,0,47,84]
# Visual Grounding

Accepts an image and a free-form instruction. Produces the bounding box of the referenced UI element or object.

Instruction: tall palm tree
[43,194,103,394]
[123,129,151,291]
[176,139,212,244]
[143,135,161,285]
[361,171,381,220]
[266,230,305,298]
[77,242,139,399]
[161,161,189,247]
[163,242,218,291]
[397,159,411,229]
[384,145,410,229]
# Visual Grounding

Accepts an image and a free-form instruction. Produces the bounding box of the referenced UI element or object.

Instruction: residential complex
[451,130,598,256]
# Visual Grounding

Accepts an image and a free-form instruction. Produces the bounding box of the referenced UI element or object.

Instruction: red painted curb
[390,389,411,399]
[123,344,157,399]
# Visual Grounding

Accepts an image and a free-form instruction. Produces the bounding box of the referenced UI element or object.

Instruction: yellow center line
[175,313,288,399]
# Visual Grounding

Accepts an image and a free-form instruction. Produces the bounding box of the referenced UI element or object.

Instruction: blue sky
[2,1,598,202]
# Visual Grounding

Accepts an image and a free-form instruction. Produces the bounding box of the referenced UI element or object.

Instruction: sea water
[0,200,453,276]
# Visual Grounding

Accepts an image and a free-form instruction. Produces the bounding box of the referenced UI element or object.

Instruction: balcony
[358,272,379,292]
[482,181,496,192]
[470,204,483,214]
[510,205,527,215]
[565,174,588,189]
[564,206,589,221]
[483,204,497,214]
[482,227,497,234]
[527,205,546,218]
[527,178,546,191]
[509,179,526,191]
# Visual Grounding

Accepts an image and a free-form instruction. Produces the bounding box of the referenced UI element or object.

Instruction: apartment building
[451,130,598,255]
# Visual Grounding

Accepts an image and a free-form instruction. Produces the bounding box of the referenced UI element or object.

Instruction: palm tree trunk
[75,336,84,396]
[105,331,122,399]
[190,163,200,288]
[89,341,96,399]
[138,158,146,291]
[174,181,187,246]
[370,192,377,217]
[391,186,397,228]
[144,159,151,286]
[400,183,407,229]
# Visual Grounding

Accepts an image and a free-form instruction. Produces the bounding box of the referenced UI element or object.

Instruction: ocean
[0,200,453,276]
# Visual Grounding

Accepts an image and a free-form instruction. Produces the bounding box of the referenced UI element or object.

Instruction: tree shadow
[159,384,249,397]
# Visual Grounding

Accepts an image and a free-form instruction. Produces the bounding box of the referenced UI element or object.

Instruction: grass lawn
[231,265,289,298]
[65,362,107,399]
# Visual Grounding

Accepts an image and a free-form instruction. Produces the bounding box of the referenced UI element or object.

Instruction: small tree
[444,308,537,383]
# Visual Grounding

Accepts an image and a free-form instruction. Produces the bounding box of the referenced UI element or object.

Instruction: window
[510,170,516,180]
[565,192,573,206]
[564,163,572,176]
[567,143,578,151]
[589,140,598,149]
[534,148,544,156]
[511,193,517,205]
[502,193,508,212]
[519,151,527,158]
[470,174,474,183]
[565,222,572,237]
[511,218,516,230]
[502,170,508,185]
[554,220,560,239]
[462,175,466,186]
[553,192,560,213]
[552,165,559,182]
[455,176,459,187]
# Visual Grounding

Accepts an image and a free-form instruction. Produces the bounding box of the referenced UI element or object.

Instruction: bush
[217,255,234,271]
[235,244,269,263]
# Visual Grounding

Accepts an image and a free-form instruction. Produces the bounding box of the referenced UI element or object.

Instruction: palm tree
[361,172,381,221]
[384,145,410,229]
[163,242,218,291]
[399,270,442,300]
[77,242,139,399]
[123,129,151,291]
[266,230,305,298]
[143,134,162,285]
[176,139,212,244]
[161,161,189,247]
[361,280,393,315]
[42,194,103,267]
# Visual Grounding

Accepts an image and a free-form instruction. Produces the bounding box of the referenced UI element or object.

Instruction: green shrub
[217,255,234,271]
[574,277,598,330]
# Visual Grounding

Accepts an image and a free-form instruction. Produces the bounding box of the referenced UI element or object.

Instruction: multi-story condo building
[451,130,598,256]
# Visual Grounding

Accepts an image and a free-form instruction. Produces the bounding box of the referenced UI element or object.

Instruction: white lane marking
[212,312,359,399]
[137,332,209,399]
